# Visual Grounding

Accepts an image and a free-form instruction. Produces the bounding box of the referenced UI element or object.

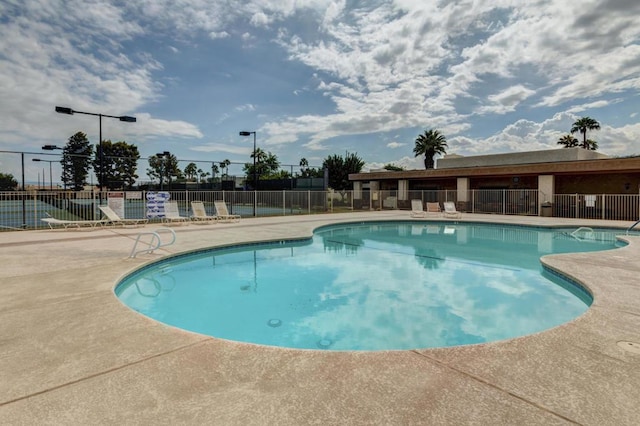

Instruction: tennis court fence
[0,189,637,231]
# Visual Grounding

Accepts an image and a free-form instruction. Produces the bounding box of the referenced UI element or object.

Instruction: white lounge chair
[162,201,190,225]
[443,202,462,219]
[190,201,217,223]
[214,200,241,222]
[410,199,427,218]
[99,205,148,227]
[41,213,108,230]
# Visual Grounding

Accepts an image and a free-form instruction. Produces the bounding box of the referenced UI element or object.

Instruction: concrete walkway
[1,211,639,425]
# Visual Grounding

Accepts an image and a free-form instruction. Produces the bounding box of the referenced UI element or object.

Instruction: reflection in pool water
[117,222,622,351]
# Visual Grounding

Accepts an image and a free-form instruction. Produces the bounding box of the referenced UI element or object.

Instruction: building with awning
[348,148,640,218]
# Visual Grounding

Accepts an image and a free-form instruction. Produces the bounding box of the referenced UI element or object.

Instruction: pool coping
[1,211,639,425]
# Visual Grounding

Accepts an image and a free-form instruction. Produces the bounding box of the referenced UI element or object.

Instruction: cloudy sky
[1,0,639,182]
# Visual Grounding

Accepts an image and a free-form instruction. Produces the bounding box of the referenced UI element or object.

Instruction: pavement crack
[0,338,212,407]
[409,349,581,425]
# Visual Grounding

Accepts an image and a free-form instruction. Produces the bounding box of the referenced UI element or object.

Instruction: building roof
[350,152,640,181]
[437,147,608,169]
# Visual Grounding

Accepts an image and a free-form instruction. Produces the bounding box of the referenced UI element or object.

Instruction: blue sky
[1,0,639,183]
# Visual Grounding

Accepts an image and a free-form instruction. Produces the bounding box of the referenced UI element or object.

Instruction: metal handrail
[626,219,640,235]
[129,227,176,258]
[569,227,595,241]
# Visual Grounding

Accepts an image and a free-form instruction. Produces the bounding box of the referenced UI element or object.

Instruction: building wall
[470,175,538,190]
[555,173,640,194]
[380,180,398,190]
[408,178,457,190]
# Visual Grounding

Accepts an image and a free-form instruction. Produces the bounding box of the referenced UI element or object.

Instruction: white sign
[126,191,143,200]
[107,192,125,218]
[146,191,171,218]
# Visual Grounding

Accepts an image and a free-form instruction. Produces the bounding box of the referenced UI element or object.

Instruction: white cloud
[387,142,405,149]
[365,156,422,171]
[128,113,203,140]
[209,31,230,40]
[478,85,536,115]
[250,12,271,27]
[235,104,257,112]
[269,1,640,150]
[445,110,618,157]
[190,142,250,156]
[597,122,640,156]
[2,0,640,172]
[565,99,617,114]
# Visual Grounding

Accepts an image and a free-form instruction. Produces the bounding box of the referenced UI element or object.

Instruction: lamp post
[55,106,136,198]
[239,131,257,216]
[156,151,170,190]
[32,158,55,190]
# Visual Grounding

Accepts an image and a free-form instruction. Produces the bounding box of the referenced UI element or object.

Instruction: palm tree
[250,147,268,164]
[583,139,599,151]
[571,117,600,149]
[219,159,230,178]
[210,164,219,182]
[413,129,447,169]
[557,134,579,148]
[183,162,198,181]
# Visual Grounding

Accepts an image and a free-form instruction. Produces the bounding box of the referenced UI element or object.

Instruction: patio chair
[99,205,148,227]
[442,202,462,219]
[190,201,217,223]
[162,201,190,225]
[425,202,442,215]
[410,199,427,218]
[41,212,108,230]
[214,200,241,222]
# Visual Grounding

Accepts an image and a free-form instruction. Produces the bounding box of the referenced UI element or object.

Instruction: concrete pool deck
[1,211,639,425]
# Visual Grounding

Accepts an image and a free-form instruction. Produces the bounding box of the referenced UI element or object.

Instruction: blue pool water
[116,222,626,351]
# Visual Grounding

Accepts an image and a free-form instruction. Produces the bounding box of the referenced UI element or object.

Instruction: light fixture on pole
[43,144,93,190]
[55,106,136,199]
[239,131,257,217]
[32,158,55,191]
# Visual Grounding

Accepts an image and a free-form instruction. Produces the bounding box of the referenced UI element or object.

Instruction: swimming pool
[116,222,625,351]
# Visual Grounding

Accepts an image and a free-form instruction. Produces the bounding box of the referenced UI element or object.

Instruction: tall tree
[219,159,231,178]
[298,157,323,178]
[92,140,140,190]
[322,152,365,197]
[0,172,18,190]
[197,168,209,184]
[184,162,198,181]
[413,129,447,169]
[147,153,181,189]
[243,148,281,185]
[557,134,579,148]
[210,163,219,182]
[111,141,140,189]
[61,132,93,191]
[571,117,600,149]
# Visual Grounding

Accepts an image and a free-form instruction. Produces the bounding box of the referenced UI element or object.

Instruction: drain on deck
[617,341,640,354]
